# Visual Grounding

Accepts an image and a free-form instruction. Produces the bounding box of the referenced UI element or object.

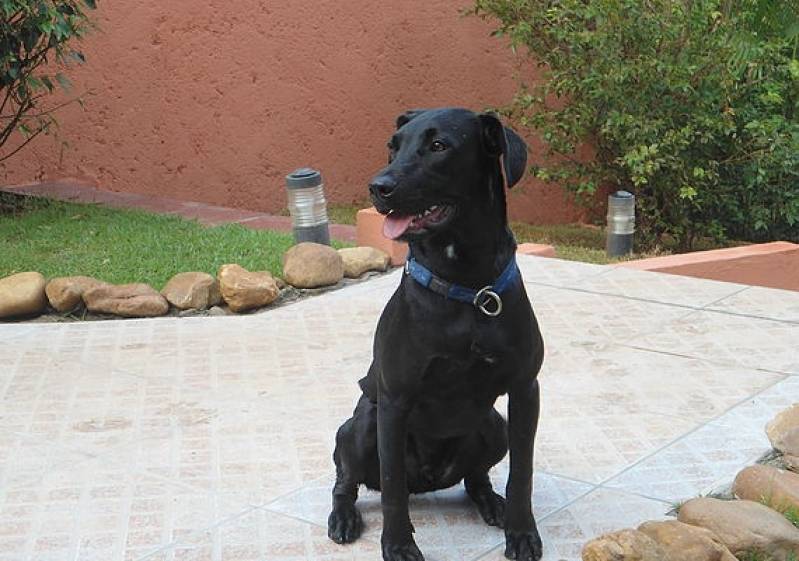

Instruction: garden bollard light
[606,190,635,257]
[285,167,330,246]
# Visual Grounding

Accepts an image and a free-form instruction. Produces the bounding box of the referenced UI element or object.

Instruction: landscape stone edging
[0,244,392,321]
[581,403,799,561]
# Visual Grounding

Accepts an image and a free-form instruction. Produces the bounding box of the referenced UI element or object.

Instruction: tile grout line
[693,284,799,325]
[693,306,799,326]
[535,469,599,489]
[463,481,608,561]
[133,506,262,561]
[472,543,504,561]
[530,279,799,326]
[257,467,601,561]
[593,483,684,508]
[260,471,337,509]
[525,272,743,311]
[618,342,799,377]
[595,372,789,493]
[524,281,706,312]
[696,285,751,311]
[535,484,600,525]
[257,503,385,549]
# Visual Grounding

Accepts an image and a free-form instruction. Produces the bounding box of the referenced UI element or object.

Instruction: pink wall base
[619,242,799,292]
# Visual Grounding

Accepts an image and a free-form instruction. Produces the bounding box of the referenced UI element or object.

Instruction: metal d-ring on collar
[404,252,519,317]
[473,286,503,317]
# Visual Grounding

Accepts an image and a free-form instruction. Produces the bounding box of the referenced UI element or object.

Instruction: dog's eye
[430,140,447,152]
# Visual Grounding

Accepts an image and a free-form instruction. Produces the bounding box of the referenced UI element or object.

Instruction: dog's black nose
[369,176,397,199]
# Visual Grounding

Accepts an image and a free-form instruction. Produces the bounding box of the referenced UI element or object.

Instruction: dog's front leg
[504,377,542,561]
[377,396,424,561]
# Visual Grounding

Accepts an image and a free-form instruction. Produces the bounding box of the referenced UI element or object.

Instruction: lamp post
[285,167,330,246]
[606,190,635,257]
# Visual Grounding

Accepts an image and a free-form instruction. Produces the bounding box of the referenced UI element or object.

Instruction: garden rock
[637,520,736,561]
[581,528,671,561]
[161,272,222,310]
[217,264,279,313]
[733,464,799,513]
[0,272,47,318]
[338,246,390,278]
[768,405,799,457]
[83,283,169,318]
[283,242,343,288]
[45,276,107,313]
[677,497,799,560]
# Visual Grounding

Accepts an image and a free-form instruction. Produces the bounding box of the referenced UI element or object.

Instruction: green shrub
[473,0,799,250]
[0,0,96,161]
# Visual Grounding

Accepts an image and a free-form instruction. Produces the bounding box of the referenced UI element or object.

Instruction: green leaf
[788,59,799,80]
[55,72,72,91]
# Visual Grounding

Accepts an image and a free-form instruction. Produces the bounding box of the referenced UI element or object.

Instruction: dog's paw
[327,502,363,544]
[504,528,543,561]
[381,540,425,561]
[473,490,506,528]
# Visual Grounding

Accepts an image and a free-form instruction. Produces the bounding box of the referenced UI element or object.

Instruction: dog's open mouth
[383,205,455,240]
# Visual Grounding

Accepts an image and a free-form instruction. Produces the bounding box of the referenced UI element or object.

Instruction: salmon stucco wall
[0,1,582,224]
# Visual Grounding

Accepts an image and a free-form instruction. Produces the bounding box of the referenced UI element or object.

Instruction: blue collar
[404,253,520,316]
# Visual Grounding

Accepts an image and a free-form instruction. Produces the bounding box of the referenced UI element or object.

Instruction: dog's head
[369,108,528,241]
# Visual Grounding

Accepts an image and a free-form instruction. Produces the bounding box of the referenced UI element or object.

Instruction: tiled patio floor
[1,255,797,561]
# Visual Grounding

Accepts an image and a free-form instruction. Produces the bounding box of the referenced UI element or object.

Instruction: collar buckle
[473,286,503,317]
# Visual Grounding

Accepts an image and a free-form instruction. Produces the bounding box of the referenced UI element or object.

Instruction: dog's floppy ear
[396,109,428,130]
[479,113,528,188]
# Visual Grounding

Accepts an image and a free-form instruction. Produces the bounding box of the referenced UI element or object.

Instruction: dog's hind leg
[464,409,509,528]
[328,395,378,544]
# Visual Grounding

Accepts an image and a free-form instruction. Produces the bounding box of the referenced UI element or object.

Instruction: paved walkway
[1,181,357,242]
[1,256,798,561]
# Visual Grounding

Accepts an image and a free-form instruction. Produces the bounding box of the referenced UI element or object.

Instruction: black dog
[327,108,544,561]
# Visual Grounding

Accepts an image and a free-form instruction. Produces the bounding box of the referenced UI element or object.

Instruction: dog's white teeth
[430,205,438,211]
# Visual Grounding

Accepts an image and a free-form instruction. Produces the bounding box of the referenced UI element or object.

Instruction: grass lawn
[0,194,309,289]
[509,221,614,264]
[2,195,722,290]
[326,203,743,264]
[323,201,640,264]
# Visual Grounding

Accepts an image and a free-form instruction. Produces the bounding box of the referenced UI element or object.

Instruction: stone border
[581,405,799,561]
[16,269,394,324]
[0,243,393,322]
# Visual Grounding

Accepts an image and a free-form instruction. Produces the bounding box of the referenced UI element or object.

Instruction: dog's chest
[422,341,514,396]
[409,353,510,438]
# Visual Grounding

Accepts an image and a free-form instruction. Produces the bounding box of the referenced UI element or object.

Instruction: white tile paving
[475,488,672,561]
[630,309,799,375]
[0,255,796,560]
[603,376,797,504]
[571,266,747,309]
[707,285,799,323]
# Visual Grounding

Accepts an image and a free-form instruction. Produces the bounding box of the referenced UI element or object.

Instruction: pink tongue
[383,213,415,240]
